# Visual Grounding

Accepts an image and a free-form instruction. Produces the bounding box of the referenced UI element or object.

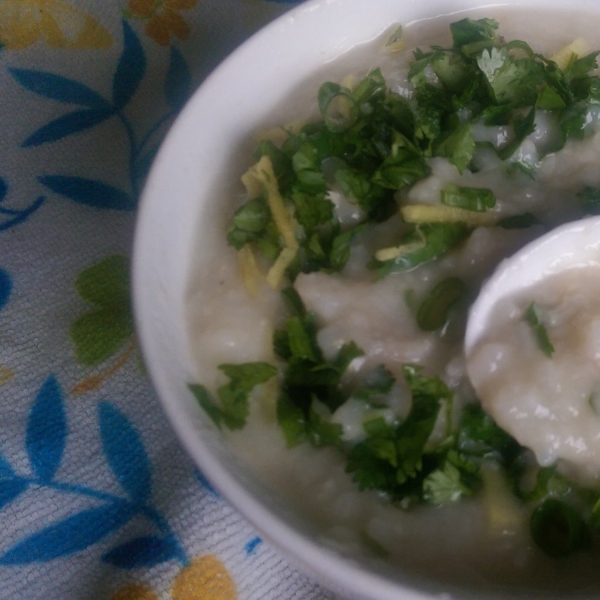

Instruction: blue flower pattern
[0,376,190,569]
[0,1,332,598]
[9,21,190,211]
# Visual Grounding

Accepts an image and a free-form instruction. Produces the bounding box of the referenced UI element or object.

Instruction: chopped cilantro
[457,404,523,466]
[450,18,499,51]
[276,391,307,447]
[436,124,475,173]
[189,362,277,430]
[522,466,571,503]
[217,18,600,559]
[498,106,536,160]
[564,51,600,83]
[536,85,566,110]
[346,365,450,496]
[275,288,365,443]
[479,49,544,106]
[371,131,431,189]
[423,459,473,505]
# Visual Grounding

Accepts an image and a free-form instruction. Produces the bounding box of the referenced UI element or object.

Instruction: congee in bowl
[158,2,600,597]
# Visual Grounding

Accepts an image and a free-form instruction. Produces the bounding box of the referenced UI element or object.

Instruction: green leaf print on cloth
[70,255,133,367]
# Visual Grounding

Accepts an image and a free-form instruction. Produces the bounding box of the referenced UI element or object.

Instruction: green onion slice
[416,277,467,331]
[318,82,359,133]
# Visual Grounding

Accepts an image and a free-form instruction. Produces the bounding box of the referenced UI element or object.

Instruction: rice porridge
[186,9,600,590]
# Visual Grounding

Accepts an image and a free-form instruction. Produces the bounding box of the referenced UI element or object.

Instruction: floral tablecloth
[0,1,334,598]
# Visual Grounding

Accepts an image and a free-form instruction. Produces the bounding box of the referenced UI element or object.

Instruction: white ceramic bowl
[133,1,600,598]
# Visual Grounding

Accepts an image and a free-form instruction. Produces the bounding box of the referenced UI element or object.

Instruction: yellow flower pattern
[171,556,237,600]
[110,556,238,600]
[0,0,112,49]
[110,584,160,600]
[125,0,198,46]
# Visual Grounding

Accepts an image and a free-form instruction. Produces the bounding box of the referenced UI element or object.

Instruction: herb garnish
[192,17,600,560]
[226,17,600,289]
[189,363,277,430]
[524,302,555,357]
[416,277,467,331]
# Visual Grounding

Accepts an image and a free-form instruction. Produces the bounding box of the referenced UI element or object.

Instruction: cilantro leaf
[498,106,536,160]
[522,466,571,503]
[481,103,513,125]
[277,390,308,447]
[559,102,592,141]
[276,391,344,449]
[402,364,452,403]
[393,395,441,483]
[276,288,366,438]
[536,85,566,111]
[334,167,395,220]
[457,404,523,465]
[346,366,448,494]
[371,132,431,189]
[292,143,328,194]
[189,362,277,430]
[346,419,404,494]
[189,384,226,428]
[436,124,475,173]
[286,315,322,362]
[423,459,473,505]
[307,400,343,447]
[564,51,600,83]
[478,49,543,107]
[291,191,333,230]
[432,52,474,92]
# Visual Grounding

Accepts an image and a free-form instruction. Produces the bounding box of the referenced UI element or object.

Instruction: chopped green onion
[441,184,496,212]
[386,25,403,48]
[530,498,590,557]
[577,186,600,215]
[416,277,467,331]
[318,82,359,133]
